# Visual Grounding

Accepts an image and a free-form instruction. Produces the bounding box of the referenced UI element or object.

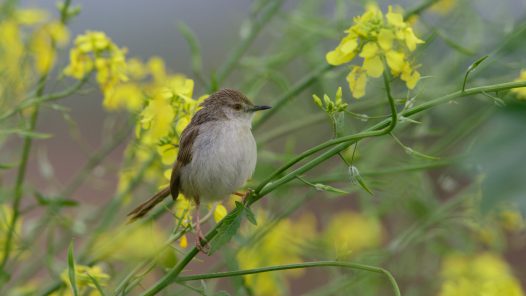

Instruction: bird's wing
[170,125,199,199]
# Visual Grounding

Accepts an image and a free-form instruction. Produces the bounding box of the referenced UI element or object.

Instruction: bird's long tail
[127,187,172,222]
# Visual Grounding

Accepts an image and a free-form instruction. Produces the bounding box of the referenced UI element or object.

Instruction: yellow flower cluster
[438,252,524,296]
[60,264,110,291]
[326,4,424,98]
[64,31,128,105]
[511,70,526,100]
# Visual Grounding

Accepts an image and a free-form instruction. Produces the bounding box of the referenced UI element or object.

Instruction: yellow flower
[499,209,524,232]
[60,265,109,290]
[31,21,69,74]
[511,70,526,100]
[64,31,129,106]
[438,252,524,296]
[323,211,383,258]
[213,203,228,223]
[326,5,424,98]
[326,34,358,65]
[14,9,49,25]
[347,66,368,98]
[237,211,316,296]
[102,83,143,111]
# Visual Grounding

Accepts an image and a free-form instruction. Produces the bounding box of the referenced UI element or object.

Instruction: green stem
[215,0,284,87]
[403,0,440,20]
[0,74,90,121]
[0,74,48,274]
[253,63,334,130]
[177,261,401,296]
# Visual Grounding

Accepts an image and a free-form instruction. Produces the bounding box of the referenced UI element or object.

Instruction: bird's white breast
[179,118,257,202]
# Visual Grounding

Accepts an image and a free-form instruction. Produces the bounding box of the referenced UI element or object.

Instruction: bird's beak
[249,105,272,112]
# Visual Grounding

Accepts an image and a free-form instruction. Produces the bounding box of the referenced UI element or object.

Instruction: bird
[127,88,271,251]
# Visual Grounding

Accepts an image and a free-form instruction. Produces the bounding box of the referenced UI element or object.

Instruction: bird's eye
[233,104,243,111]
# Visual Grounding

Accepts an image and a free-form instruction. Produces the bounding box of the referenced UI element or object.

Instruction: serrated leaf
[209,202,244,254]
[67,242,79,296]
[244,206,257,225]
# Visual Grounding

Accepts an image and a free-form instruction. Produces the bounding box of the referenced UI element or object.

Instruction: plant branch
[177,261,401,296]
[0,74,48,275]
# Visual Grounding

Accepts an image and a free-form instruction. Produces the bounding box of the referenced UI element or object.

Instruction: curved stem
[177,261,401,296]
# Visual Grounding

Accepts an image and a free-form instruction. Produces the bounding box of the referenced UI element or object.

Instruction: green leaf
[35,192,78,207]
[404,147,440,160]
[0,163,16,170]
[67,242,79,296]
[87,273,107,296]
[462,55,489,92]
[209,202,244,254]
[313,183,349,194]
[349,166,374,195]
[244,206,258,225]
[214,291,231,296]
[0,129,52,139]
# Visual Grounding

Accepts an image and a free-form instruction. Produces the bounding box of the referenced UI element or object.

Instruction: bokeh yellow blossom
[31,21,69,74]
[237,211,316,296]
[511,70,526,100]
[60,264,109,291]
[326,4,424,98]
[91,223,176,267]
[438,252,524,296]
[323,211,383,258]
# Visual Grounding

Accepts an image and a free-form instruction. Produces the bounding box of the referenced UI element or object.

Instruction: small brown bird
[127,89,270,251]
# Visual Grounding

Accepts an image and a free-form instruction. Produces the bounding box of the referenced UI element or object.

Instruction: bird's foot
[234,189,254,205]
[194,223,210,253]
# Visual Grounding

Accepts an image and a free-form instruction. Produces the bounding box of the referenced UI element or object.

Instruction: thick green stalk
[0,74,48,274]
[177,261,400,296]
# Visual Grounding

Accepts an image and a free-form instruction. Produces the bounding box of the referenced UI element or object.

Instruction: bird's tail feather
[127,187,172,222]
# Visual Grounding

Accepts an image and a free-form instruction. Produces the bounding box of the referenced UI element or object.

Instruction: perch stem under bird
[127,89,271,252]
